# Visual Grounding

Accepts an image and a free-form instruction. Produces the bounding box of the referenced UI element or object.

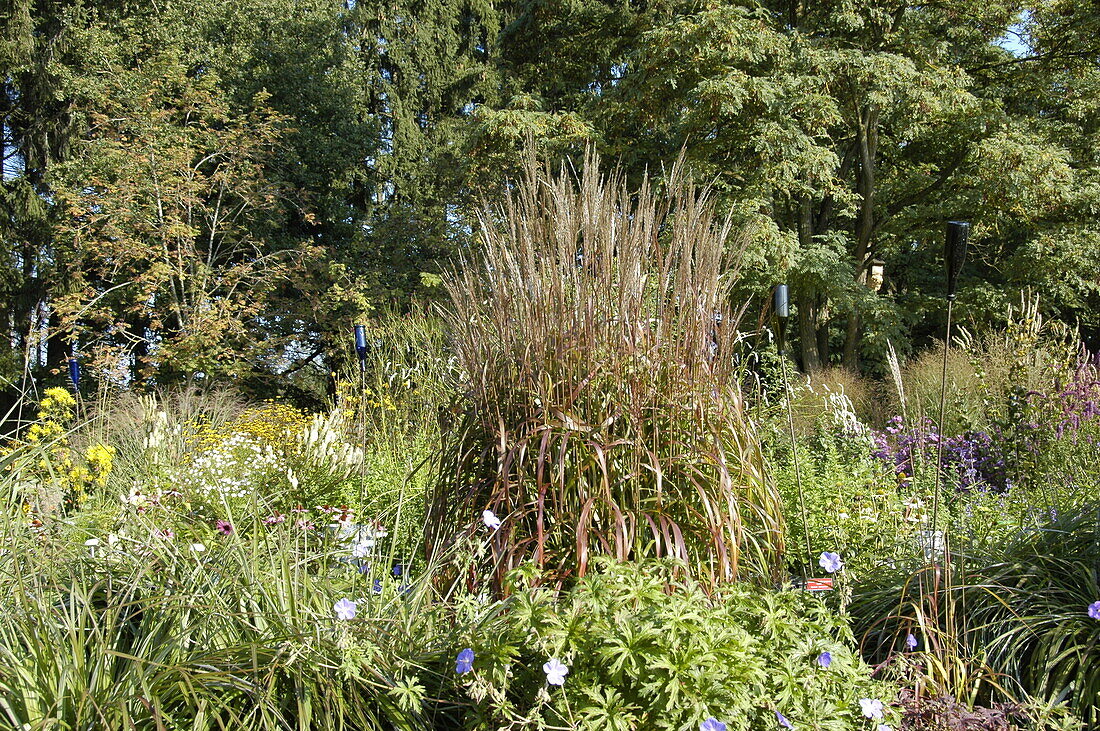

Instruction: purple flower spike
[700,719,726,731]
[776,710,794,729]
[1088,600,1100,620]
[455,648,474,674]
[819,551,844,573]
[906,632,918,650]
[817,651,832,668]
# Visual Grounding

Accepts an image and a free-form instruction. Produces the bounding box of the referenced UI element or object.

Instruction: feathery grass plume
[429,150,785,592]
[886,340,907,426]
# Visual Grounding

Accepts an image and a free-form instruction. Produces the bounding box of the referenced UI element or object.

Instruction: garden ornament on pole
[774,284,811,574]
[354,324,368,373]
[774,284,789,349]
[931,222,968,565]
[68,351,80,391]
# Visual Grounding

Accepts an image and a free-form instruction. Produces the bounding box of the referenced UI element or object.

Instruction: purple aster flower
[700,719,726,731]
[1088,600,1100,620]
[817,651,832,668]
[543,657,569,686]
[333,598,357,620]
[776,710,794,729]
[906,632,918,650]
[455,648,474,674]
[819,551,844,573]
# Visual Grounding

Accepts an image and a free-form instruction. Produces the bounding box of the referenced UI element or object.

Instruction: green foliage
[769,425,922,580]
[0,510,458,729]
[849,506,1100,726]
[445,559,898,730]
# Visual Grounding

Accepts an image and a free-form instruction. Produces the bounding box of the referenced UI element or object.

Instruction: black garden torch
[945,221,969,301]
[930,220,970,572]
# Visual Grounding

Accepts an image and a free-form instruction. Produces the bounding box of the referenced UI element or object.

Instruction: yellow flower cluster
[233,401,312,445]
[334,379,397,413]
[189,401,311,452]
[24,387,76,443]
[7,387,115,510]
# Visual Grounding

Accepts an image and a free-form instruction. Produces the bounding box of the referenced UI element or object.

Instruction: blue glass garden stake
[354,325,367,372]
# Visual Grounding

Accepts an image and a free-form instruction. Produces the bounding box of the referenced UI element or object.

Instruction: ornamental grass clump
[849,505,1100,725]
[431,153,784,590]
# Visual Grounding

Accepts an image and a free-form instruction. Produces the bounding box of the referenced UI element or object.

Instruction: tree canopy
[2,0,1098,397]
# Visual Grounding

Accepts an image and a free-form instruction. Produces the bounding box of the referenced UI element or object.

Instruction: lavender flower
[700,719,726,731]
[776,710,793,729]
[906,633,918,650]
[817,651,832,668]
[819,551,844,573]
[1088,600,1100,620]
[543,657,569,686]
[455,648,474,674]
[859,699,884,720]
[334,598,357,620]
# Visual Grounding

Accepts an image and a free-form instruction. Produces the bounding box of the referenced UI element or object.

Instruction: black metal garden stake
[930,221,968,550]
[774,284,812,572]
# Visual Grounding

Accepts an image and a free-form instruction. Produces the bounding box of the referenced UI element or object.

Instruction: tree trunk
[797,289,821,372]
[842,106,879,370]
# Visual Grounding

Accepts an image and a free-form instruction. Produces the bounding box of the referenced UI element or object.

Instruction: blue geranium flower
[818,551,844,573]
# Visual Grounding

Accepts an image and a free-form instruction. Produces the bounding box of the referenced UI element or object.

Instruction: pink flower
[215,520,233,536]
[263,513,286,526]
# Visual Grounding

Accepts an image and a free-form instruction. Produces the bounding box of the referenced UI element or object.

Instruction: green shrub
[441,558,898,730]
